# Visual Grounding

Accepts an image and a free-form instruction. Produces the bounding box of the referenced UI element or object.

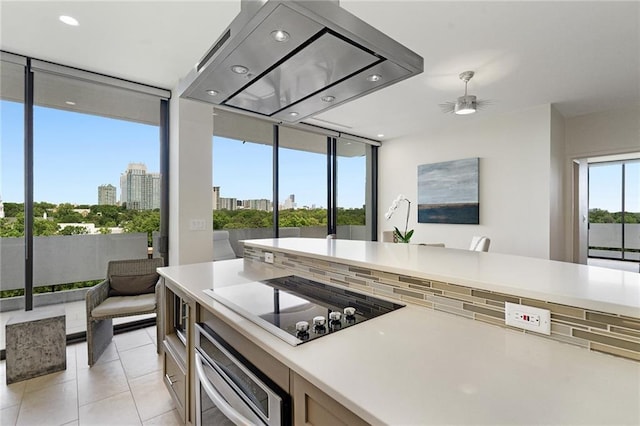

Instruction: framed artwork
[417,157,479,224]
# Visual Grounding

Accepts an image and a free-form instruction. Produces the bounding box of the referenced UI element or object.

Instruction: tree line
[213,207,365,230]
[589,208,640,224]
[0,202,159,245]
[0,203,365,242]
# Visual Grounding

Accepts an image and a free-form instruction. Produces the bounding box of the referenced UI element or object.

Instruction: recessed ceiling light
[271,30,290,42]
[59,15,79,26]
[65,101,76,106]
[367,74,382,82]
[289,112,299,117]
[206,89,218,96]
[321,95,335,103]
[231,65,249,74]
[377,133,385,138]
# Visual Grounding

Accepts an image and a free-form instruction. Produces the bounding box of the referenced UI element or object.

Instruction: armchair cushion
[91,294,156,318]
[108,273,159,296]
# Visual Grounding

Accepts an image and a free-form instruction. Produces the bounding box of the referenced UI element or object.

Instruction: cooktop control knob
[344,307,356,318]
[313,316,326,327]
[329,311,342,322]
[296,321,309,334]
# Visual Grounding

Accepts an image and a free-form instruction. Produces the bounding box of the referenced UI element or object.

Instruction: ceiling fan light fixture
[454,95,477,115]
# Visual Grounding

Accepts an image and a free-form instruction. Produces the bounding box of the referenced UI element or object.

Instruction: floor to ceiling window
[278,126,328,238]
[0,52,169,350]
[588,158,640,264]
[212,108,378,255]
[212,109,274,257]
[336,138,368,240]
[0,55,26,353]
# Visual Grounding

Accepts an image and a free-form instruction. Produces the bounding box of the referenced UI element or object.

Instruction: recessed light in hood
[178,0,423,123]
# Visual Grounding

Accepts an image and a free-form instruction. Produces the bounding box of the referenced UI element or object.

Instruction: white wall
[565,104,640,158]
[379,105,553,259]
[549,105,566,261]
[169,98,214,265]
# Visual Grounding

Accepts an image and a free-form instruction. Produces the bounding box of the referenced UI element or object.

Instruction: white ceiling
[1,1,639,141]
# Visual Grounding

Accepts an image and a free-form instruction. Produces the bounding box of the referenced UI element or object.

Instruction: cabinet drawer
[163,342,186,422]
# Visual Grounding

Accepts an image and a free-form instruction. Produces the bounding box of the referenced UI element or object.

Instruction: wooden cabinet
[162,282,193,424]
[292,372,369,426]
[163,337,187,420]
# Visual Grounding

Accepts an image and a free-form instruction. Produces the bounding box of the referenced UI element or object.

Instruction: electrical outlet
[189,219,206,231]
[264,252,274,264]
[505,302,551,335]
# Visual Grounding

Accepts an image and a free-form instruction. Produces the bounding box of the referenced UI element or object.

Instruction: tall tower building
[212,186,220,210]
[120,163,159,210]
[98,184,117,205]
[283,194,296,210]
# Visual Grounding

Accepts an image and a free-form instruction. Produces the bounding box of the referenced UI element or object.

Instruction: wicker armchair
[86,257,164,366]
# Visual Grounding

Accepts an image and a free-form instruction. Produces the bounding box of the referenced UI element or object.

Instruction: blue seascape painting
[417,158,479,224]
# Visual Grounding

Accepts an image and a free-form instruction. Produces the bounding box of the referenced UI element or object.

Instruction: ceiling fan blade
[439,102,456,113]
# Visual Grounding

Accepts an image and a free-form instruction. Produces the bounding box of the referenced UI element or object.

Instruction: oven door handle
[195,352,255,426]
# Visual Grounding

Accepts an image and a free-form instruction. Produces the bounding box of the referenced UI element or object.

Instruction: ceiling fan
[440,71,489,115]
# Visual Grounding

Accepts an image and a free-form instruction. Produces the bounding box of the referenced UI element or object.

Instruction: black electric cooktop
[204,275,404,346]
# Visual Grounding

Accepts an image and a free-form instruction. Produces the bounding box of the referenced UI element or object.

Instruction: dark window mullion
[621,163,626,260]
[273,124,279,238]
[159,99,170,263]
[24,58,34,311]
[331,138,337,235]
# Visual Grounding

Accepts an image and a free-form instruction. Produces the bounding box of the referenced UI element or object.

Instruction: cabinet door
[163,339,187,422]
[292,373,369,426]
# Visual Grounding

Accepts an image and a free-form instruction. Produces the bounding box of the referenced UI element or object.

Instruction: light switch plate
[505,302,551,335]
[264,252,274,264]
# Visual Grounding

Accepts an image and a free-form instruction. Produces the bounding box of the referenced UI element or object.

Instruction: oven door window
[199,335,270,417]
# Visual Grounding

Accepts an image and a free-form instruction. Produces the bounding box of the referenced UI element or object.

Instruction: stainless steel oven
[195,323,290,426]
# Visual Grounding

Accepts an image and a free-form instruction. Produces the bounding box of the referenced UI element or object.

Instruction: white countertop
[242,238,640,318]
[158,259,640,425]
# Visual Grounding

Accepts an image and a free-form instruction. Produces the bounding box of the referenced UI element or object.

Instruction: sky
[0,100,366,208]
[1,101,159,205]
[589,161,640,212]
[213,136,366,208]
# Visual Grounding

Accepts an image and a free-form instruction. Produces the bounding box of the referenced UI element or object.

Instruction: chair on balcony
[469,236,491,252]
[86,257,164,366]
[213,230,237,261]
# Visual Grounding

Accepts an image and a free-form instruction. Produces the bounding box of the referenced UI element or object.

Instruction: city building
[218,197,237,211]
[212,186,220,210]
[97,184,117,205]
[282,194,296,210]
[0,195,4,219]
[120,163,160,210]
[242,199,272,212]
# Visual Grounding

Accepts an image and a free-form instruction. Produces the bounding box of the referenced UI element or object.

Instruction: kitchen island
[158,239,640,425]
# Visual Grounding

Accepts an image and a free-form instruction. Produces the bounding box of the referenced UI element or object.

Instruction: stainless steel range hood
[178,0,423,123]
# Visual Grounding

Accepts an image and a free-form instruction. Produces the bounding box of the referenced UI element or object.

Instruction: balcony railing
[0,233,148,311]
[589,223,640,261]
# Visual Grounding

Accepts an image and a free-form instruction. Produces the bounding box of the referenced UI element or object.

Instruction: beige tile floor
[0,326,183,426]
